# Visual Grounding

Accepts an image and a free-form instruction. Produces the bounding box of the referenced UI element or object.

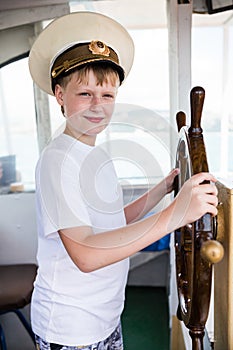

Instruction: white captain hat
[29,11,134,95]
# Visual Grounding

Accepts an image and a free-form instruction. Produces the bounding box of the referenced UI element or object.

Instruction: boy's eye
[103,94,114,99]
[79,92,90,96]
[77,92,115,99]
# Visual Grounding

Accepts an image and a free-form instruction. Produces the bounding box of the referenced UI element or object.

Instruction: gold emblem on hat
[88,40,110,56]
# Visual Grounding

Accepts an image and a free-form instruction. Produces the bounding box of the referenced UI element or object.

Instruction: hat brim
[29,11,134,95]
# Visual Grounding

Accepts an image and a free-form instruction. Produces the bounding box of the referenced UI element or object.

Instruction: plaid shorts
[35,323,123,350]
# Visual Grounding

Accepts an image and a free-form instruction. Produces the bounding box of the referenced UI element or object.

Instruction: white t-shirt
[31,133,129,346]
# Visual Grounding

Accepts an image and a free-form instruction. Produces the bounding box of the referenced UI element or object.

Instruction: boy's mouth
[84,116,104,123]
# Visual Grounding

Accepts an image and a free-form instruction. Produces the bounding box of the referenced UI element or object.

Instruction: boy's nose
[90,96,102,110]
[92,95,101,104]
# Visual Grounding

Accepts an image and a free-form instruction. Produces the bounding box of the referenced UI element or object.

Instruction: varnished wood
[214,182,233,349]
[176,111,186,132]
[174,86,224,350]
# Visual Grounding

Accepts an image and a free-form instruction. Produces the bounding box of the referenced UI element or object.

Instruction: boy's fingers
[172,168,180,175]
[198,183,218,196]
[208,204,218,217]
[191,172,217,186]
[205,194,218,206]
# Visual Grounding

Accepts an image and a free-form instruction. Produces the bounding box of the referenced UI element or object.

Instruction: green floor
[121,286,170,350]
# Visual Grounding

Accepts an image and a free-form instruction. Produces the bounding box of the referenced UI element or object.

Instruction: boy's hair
[52,61,121,94]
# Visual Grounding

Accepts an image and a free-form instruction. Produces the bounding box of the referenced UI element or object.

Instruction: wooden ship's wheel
[174,86,224,350]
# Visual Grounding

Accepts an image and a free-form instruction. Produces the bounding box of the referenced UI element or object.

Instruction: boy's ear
[54,85,64,105]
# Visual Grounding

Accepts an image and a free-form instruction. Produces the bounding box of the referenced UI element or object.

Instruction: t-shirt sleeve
[36,147,92,237]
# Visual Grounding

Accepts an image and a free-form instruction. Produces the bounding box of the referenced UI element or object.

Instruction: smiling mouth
[84,116,104,123]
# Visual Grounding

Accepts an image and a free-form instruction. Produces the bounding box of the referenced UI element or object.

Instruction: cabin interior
[0,0,233,349]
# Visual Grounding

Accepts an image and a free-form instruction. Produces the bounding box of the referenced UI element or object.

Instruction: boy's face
[55,69,119,145]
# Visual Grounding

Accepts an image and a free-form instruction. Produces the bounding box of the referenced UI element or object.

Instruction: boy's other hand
[167,172,218,231]
[165,168,180,194]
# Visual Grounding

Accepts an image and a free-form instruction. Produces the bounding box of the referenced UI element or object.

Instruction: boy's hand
[167,172,218,231]
[165,168,180,194]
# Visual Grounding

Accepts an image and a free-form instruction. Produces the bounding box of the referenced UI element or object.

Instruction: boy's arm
[124,168,179,224]
[59,172,218,273]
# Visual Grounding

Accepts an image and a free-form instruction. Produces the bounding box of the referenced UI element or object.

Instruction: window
[1,18,233,194]
[0,58,38,192]
[192,24,233,177]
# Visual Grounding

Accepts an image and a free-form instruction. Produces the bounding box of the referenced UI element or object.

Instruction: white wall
[0,192,37,265]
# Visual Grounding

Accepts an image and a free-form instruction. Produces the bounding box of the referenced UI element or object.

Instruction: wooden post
[214,180,233,349]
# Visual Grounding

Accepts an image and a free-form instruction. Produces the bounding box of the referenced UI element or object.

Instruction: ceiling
[0,0,233,31]
[0,0,233,68]
[69,0,233,28]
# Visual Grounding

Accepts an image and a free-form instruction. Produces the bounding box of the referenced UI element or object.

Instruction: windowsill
[0,185,35,195]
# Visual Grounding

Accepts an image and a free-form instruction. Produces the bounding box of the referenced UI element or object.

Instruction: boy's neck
[63,126,96,146]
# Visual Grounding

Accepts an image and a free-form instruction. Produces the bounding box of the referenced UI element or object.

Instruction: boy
[29,11,218,350]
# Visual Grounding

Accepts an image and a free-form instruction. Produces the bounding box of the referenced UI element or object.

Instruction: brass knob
[200,240,224,264]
